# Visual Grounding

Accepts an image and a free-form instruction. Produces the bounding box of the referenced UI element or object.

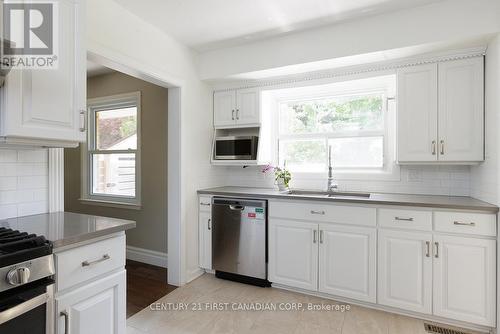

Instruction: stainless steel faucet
[327,145,338,193]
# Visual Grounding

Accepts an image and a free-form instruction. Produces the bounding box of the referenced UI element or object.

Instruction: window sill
[78,198,142,210]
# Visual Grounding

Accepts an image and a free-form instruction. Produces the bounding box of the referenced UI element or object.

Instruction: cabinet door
[438,58,484,162]
[236,88,260,126]
[268,219,318,291]
[3,0,86,142]
[214,91,236,128]
[397,64,438,162]
[198,210,212,270]
[378,230,432,314]
[56,270,126,334]
[318,224,376,302]
[433,235,496,326]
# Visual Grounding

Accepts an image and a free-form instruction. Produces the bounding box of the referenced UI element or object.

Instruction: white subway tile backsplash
[17,201,48,217]
[18,175,48,189]
[0,149,49,219]
[222,165,472,197]
[0,150,18,162]
[0,177,18,191]
[17,150,48,163]
[0,204,18,220]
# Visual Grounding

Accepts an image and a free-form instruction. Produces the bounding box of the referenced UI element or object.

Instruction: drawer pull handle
[313,230,317,244]
[395,217,414,222]
[310,210,325,215]
[200,203,210,206]
[319,230,324,244]
[82,254,110,267]
[434,242,439,258]
[207,218,211,230]
[425,241,430,257]
[453,221,475,226]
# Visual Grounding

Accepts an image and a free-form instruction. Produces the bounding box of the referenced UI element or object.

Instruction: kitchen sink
[287,190,371,199]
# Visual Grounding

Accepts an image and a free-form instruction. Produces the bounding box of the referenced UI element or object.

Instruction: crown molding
[213,46,487,92]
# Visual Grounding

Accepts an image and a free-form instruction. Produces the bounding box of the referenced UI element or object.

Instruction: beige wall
[65,71,168,253]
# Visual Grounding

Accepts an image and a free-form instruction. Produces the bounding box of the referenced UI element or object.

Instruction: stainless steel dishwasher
[212,197,269,287]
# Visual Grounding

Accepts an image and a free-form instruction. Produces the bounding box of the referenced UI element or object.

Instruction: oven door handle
[0,292,49,325]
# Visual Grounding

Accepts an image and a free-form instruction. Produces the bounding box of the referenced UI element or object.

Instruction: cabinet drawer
[378,208,432,231]
[56,235,126,291]
[199,196,212,212]
[269,201,376,227]
[434,212,496,236]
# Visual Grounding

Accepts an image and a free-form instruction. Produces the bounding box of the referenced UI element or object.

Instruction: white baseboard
[126,246,168,268]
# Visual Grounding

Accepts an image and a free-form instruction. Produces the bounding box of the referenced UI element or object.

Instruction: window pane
[280,94,383,134]
[92,153,136,197]
[95,107,137,150]
[328,137,383,168]
[279,139,326,172]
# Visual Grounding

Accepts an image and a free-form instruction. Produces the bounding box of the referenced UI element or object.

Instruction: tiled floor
[126,260,177,318]
[127,274,475,334]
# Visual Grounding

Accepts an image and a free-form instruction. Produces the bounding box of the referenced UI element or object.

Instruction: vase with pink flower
[262,163,291,192]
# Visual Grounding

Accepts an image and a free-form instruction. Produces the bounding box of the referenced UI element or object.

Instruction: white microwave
[214,136,259,160]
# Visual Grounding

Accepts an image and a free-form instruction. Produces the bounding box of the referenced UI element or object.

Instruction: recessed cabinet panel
[56,270,126,334]
[397,64,438,162]
[268,219,318,291]
[378,230,432,314]
[236,88,260,125]
[319,224,376,303]
[433,235,496,326]
[214,91,236,128]
[438,58,484,162]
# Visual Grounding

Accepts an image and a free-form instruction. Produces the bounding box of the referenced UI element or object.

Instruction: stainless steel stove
[0,227,55,333]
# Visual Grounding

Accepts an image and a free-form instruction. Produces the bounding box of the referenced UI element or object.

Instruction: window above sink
[262,73,399,181]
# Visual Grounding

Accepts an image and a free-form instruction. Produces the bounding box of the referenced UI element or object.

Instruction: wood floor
[127,274,481,334]
[126,260,177,318]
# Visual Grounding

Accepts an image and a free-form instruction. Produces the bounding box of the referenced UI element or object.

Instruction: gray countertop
[0,212,136,248]
[198,186,499,213]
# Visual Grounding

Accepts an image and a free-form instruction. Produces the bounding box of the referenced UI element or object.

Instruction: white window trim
[266,74,400,182]
[80,91,142,208]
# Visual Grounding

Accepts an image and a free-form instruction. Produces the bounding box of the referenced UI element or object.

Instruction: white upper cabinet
[438,58,484,162]
[319,224,376,303]
[397,64,438,162]
[432,235,496,327]
[213,88,260,128]
[213,91,236,128]
[268,219,318,291]
[378,230,432,314]
[397,57,484,163]
[1,0,86,147]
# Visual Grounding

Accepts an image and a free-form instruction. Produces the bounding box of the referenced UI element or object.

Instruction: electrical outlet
[407,169,422,182]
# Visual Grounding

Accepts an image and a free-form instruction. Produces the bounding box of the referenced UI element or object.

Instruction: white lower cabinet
[268,219,318,291]
[378,230,433,314]
[56,270,126,334]
[198,210,212,270]
[319,224,376,303]
[433,235,496,326]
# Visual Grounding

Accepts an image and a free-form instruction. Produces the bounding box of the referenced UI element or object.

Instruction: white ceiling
[114,0,444,51]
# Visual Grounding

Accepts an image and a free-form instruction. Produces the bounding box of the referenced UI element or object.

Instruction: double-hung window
[269,74,397,180]
[82,92,141,207]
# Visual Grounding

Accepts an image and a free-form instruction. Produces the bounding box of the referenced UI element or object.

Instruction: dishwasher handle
[229,205,245,211]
